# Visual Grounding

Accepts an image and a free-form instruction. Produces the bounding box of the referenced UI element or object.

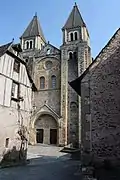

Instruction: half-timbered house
[0,42,36,156]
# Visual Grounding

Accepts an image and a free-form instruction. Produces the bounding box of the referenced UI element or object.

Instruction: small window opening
[46,49,50,55]
[73,52,77,59]
[11,81,19,99]
[13,60,20,73]
[26,41,29,49]
[70,33,74,41]
[70,102,77,112]
[75,32,78,40]
[5,138,9,148]
[51,75,56,88]
[69,52,73,59]
[40,76,45,89]
[30,41,33,49]
[25,59,28,63]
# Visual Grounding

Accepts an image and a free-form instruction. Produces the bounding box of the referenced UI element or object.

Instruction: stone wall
[61,41,91,146]
[91,47,120,161]
[81,29,120,164]
[33,57,61,115]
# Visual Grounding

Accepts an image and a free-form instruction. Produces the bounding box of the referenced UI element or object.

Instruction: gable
[35,43,60,58]
[33,104,60,121]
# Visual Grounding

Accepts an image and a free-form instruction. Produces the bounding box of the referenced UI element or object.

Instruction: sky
[0,0,120,58]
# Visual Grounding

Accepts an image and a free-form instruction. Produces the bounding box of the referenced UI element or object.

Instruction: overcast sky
[0,0,119,57]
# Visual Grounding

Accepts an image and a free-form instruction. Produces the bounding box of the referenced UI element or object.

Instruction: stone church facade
[19,3,92,146]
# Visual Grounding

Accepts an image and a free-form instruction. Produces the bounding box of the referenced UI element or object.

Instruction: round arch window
[45,61,53,70]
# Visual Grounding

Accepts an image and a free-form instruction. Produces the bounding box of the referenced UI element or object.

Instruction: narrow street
[0,145,81,180]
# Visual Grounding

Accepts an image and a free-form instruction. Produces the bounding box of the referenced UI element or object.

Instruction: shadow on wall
[1,146,27,167]
[0,126,28,167]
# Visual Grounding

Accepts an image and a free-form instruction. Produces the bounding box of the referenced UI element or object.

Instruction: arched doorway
[34,114,58,145]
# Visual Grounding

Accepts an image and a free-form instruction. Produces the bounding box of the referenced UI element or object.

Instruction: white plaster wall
[0,105,31,155]
[0,52,32,156]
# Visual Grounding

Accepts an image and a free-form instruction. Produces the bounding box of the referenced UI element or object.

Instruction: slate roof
[62,3,86,30]
[20,14,46,43]
[0,42,12,57]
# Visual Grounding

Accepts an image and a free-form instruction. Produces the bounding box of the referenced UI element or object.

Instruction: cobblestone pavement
[0,144,81,180]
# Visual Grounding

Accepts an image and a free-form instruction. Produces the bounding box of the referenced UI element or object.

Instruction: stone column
[43,128,50,144]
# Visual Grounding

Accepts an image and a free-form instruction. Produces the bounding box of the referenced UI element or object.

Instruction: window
[13,60,20,73]
[73,52,77,59]
[25,59,28,63]
[70,102,77,112]
[30,41,33,49]
[46,49,50,55]
[11,81,19,99]
[69,52,73,59]
[40,76,45,89]
[74,32,78,40]
[45,61,52,70]
[70,33,74,41]
[25,40,33,49]
[26,41,29,49]
[5,138,9,148]
[51,75,56,88]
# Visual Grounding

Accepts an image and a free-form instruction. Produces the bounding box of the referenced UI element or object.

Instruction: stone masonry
[81,28,120,165]
[19,3,92,147]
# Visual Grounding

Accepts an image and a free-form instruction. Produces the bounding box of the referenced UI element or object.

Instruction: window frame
[13,59,20,73]
[26,41,29,49]
[46,49,51,55]
[5,138,9,148]
[69,52,73,59]
[30,40,33,49]
[51,75,57,89]
[25,40,34,50]
[11,81,20,101]
[70,33,74,41]
[40,76,45,89]
[74,31,78,40]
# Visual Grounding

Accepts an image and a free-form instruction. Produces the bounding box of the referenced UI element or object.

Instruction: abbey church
[0,3,92,153]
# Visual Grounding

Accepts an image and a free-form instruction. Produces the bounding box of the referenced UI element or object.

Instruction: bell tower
[60,3,92,146]
[19,13,46,78]
[20,13,46,57]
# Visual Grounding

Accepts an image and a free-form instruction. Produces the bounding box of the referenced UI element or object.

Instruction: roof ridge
[0,42,13,57]
[62,4,85,30]
[20,15,46,42]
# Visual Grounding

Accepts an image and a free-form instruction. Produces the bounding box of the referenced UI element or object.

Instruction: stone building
[0,42,35,156]
[70,28,120,165]
[19,3,92,146]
